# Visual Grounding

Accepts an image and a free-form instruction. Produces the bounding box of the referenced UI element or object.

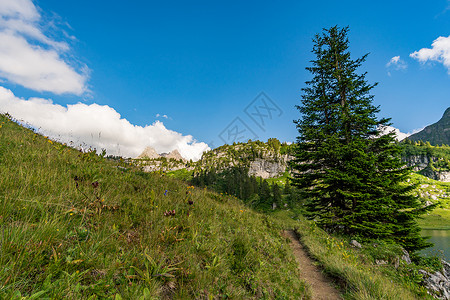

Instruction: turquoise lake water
[421,230,450,262]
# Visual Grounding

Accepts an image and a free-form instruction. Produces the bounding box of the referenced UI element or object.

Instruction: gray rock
[402,155,450,182]
[419,259,450,300]
[401,249,411,264]
[350,240,362,249]
[248,158,287,179]
[137,146,160,159]
[375,259,388,265]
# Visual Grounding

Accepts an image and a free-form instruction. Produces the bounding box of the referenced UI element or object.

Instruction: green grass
[165,168,194,181]
[271,211,433,300]
[408,173,450,229]
[409,172,450,205]
[0,114,308,299]
[418,208,450,229]
[265,171,290,186]
[0,114,440,299]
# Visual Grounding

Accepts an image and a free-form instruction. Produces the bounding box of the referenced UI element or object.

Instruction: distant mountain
[136,146,160,159]
[408,107,450,145]
[136,147,186,161]
[161,149,185,161]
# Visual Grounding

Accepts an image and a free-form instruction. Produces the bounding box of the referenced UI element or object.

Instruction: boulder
[375,259,388,265]
[401,249,411,264]
[350,240,362,249]
[419,259,450,299]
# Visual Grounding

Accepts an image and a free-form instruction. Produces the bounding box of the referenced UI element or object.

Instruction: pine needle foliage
[291,26,433,251]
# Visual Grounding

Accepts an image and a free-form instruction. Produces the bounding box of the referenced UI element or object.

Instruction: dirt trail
[283,230,342,300]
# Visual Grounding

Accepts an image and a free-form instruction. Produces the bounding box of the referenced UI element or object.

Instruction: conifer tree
[258,179,272,209]
[271,183,282,208]
[291,26,433,251]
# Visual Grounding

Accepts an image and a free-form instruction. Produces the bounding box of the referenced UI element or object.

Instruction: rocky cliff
[402,155,450,182]
[419,260,450,300]
[195,140,293,179]
[401,143,450,182]
[248,157,289,178]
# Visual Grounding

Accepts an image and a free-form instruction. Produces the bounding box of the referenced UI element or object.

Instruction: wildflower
[164,190,168,196]
[188,200,194,205]
[164,210,176,217]
[92,181,99,188]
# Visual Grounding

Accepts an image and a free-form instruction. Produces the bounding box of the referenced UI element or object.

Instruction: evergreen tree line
[400,139,450,160]
[191,167,300,211]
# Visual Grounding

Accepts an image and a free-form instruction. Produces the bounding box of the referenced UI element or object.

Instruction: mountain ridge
[137,146,187,162]
[408,107,450,145]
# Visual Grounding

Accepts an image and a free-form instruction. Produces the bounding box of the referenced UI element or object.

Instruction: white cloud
[379,125,424,141]
[386,56,407,71]
[155,113,170,119]
[379,125,408,141]
[0,0,39,21]
[0,0,88,94]
[0,86,209,161]
[410,35,450,73]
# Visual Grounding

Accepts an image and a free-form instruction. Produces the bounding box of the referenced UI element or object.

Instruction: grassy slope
[408,173,450,229]
[0,115,307,299]
[418,208,450,230]
[272,211,433,300]
[0,114,435,299]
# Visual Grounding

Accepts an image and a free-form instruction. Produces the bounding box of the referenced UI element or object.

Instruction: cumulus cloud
[410,35,450,73]
[0,86,209,161]
[382,126,409,141]
[379,125,424,141]
[0,0,88,94]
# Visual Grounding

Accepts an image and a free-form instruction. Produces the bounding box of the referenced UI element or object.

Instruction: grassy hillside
[0,114,307,299]
[408,173,450,229]
[0,114,440,299]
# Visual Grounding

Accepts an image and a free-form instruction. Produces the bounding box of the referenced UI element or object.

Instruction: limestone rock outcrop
[419,260,450,300]
[402,155,450,182]
[162,149,186,162]
[137,146,160,159]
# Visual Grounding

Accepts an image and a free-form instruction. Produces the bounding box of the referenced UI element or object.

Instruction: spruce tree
[258,179,272,209]
[271,183,282,208]
[291,26,433,251]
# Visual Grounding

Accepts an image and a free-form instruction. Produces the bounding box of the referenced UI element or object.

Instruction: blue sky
[0,0,449,159]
